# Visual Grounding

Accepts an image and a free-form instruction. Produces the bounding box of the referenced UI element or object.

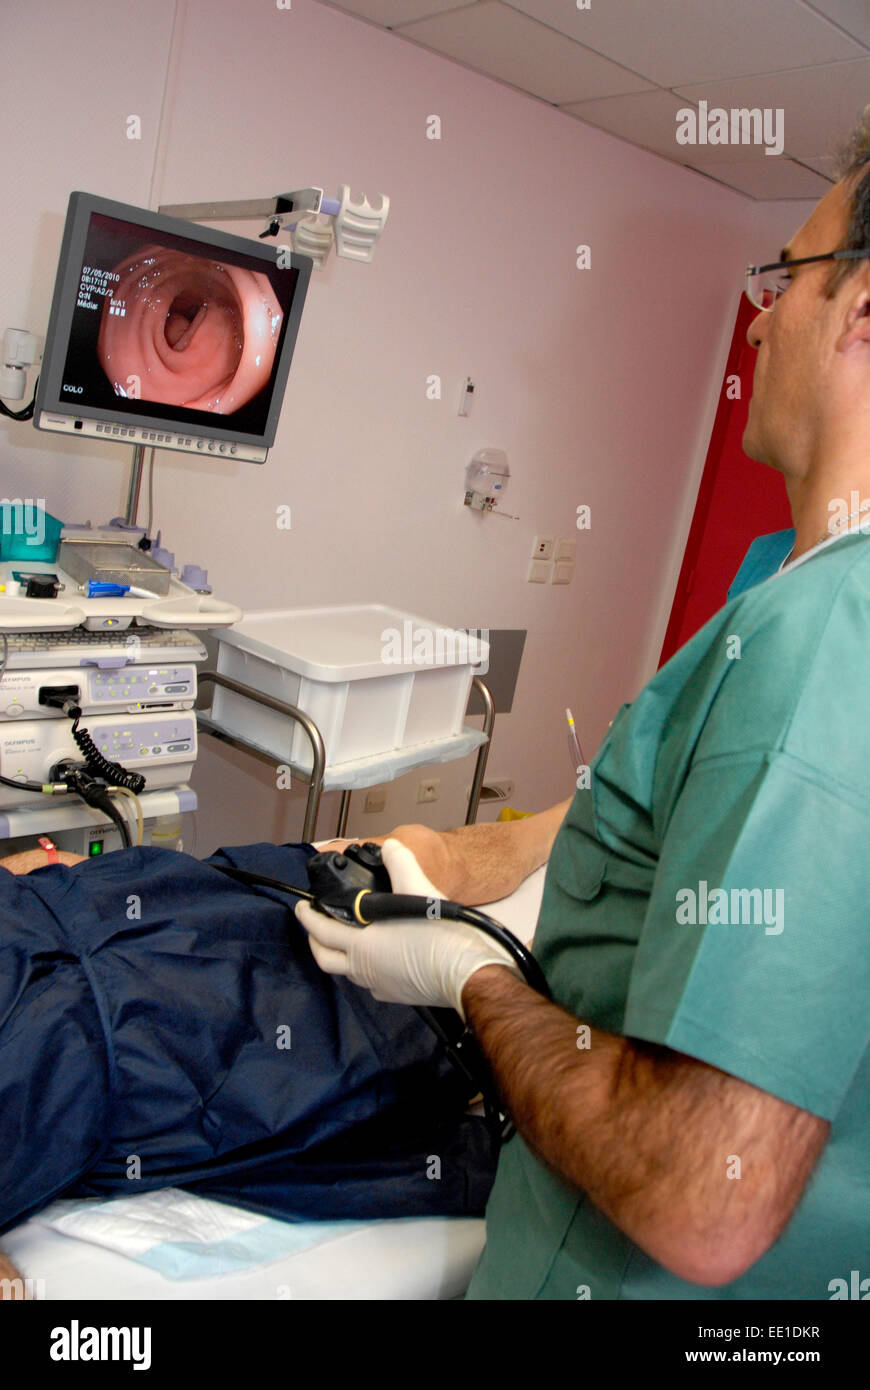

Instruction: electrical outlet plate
[364,789,386,813]
[551,562,574,584]
[532,534,555,560]
[526,558,550,583]
[416,778,440,803]
[554,538,576,563]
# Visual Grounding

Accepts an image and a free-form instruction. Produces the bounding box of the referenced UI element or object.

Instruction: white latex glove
[295,837,519,1019]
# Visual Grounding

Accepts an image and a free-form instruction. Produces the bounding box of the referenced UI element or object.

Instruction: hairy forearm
[462,965,828,1285]
[380,799,571,906]
[440,800,570,903]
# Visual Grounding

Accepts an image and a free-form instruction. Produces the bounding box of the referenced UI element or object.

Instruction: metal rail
[466,676,495,825]
[197,671,326,843]
[197,672,495,841]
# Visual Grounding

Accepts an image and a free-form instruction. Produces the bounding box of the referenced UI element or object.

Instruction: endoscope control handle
[306,845,550,998]
[306,843,392,903]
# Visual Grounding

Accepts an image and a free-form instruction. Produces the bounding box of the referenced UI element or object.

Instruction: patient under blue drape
[0,843,496,1235]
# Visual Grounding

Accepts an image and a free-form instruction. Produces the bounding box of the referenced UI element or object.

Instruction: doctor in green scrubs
[299,113,870,1299]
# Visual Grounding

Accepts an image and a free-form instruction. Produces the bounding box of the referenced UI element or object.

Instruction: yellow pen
[566,708,586,774]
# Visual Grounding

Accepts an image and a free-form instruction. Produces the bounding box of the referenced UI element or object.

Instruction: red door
[658,295,793,667]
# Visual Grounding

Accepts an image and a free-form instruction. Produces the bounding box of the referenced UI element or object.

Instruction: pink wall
[0,0,817,851]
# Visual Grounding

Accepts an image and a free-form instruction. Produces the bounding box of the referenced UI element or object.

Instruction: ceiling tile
[509,0,865,86]
[676,58,870,160]
[320,0,472,26]
[687,156,834,199]
[562,90,702,162]
[800,153,840,178]
[803,0,870,46]
[565,91,794,166]
[397,1,656,104]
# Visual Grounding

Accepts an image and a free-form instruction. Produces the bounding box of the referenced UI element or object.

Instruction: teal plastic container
[0,505,64,563]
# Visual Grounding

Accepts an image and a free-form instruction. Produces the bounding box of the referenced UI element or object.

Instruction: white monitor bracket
[159,186,390,272]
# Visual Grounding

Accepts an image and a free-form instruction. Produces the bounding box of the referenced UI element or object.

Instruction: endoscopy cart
[197,605,494,840]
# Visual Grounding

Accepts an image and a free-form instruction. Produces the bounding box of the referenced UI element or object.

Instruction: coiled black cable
[70,713,146,794]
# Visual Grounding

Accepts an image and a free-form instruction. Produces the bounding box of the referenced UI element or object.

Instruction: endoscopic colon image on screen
[95,245,283,414]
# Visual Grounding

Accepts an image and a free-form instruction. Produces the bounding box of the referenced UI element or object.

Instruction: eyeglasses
[745,249,870,311]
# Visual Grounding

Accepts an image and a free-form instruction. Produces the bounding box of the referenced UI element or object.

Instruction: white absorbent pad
[34,1188,364,1280]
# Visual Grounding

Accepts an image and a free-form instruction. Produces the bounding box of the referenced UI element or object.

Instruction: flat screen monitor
[35,192,312,463]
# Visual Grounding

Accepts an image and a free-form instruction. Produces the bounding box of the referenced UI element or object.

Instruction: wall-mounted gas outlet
[467,778,515,804]
[482,778,514,803]
[416,778,440,804]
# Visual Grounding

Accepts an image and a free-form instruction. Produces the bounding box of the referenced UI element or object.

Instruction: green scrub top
[467,530,870,1300]
[727,527,795,600]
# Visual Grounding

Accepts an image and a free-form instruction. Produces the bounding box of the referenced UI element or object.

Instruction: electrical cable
[145,446,156,536]
[0,771,67,795]
[109,785,144,845]
[58,768,132,849]
[0,682,143,849]
[89,787,132,849]
[0,688,143,848]
[69,712,146,793]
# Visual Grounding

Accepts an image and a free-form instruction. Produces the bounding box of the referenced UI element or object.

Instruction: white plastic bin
[211,605,488,774]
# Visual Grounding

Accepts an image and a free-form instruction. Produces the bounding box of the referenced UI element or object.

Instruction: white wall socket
[531,535,555,560]
[416,778,440,803]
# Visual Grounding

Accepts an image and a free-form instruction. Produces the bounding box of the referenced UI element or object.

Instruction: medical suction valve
[306,842,393,919]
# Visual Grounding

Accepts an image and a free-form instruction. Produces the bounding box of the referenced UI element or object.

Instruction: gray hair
[827,106,870,293]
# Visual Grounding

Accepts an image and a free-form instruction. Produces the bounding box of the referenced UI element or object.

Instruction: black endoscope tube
[353,893,551,999]
[210,865,549,999]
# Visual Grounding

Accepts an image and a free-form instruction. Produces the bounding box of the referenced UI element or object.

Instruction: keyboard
[0,627,208,669]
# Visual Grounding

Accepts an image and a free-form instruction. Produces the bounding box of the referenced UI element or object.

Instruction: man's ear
[836,266,870,351]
